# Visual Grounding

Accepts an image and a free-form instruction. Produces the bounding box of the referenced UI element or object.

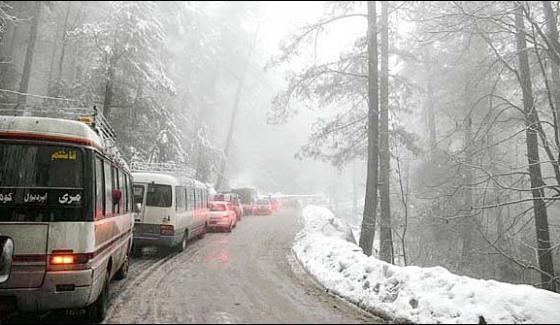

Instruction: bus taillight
[48,251,93,270]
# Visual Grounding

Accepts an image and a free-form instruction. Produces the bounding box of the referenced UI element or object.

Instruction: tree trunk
[378,1,393,264]
[17,1,42,107]
[352,159,358,215]
[53,1,72,97]
[102,58,116,120]
[215,24,259,191]
[427,78,436,159]
[461,114,474,262]
[542,1,560,137]
[359,1,380,257]
[515,3,557,292]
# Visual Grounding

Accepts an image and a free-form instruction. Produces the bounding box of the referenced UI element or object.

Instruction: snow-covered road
[103,208,382,324]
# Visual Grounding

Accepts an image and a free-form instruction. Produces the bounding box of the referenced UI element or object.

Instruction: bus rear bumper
[0,269,93,313]
[133,233,182,248]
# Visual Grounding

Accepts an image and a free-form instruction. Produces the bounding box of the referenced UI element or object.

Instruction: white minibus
[0,111,133,322]
[131,170,209,255]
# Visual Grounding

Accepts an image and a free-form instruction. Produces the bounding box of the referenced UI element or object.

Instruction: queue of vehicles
[0,107,282,323]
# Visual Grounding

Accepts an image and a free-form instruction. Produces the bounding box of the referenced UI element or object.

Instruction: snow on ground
[293,205,560,324]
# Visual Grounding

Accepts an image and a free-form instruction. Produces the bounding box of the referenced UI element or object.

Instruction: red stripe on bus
[0,131,103,150]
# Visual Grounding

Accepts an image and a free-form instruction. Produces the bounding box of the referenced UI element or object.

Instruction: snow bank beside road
[293,205,560,324]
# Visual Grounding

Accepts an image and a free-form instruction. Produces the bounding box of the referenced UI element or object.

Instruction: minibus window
[128,176,134,211]
[104,161,113,217]
[186,187,193,210]
[195,189,201,209]
[95,157,105,220]
[112,167,120,214]
[176,186,186,212]
[146,184,172,207]
[121,172,128,213]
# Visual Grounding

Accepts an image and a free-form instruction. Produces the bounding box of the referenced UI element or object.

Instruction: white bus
[0,113,133,322]
[131,172,209,256]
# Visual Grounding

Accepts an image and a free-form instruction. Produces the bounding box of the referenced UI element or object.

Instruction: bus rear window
[0,143,83,188]
[146,184,172,207]
[0,143,86,222]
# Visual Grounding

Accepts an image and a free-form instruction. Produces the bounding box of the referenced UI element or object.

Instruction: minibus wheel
[177,232,187,252]
[86,272,109,323]
[132,245,142,258]
[115,255,129,280]
[197,224,207,240]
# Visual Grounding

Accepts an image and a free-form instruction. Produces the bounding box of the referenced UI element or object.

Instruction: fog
[1,0,559,298]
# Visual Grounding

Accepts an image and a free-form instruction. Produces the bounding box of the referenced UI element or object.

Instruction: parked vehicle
[270,197,281,213]
[210,192,243,221]
[131,167,209,256]
[231,187,257,215]
[255,198,273,215]
[208,201,237,232]
[0,110,134,322]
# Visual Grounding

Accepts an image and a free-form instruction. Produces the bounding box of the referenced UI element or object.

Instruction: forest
[1,1,559,294]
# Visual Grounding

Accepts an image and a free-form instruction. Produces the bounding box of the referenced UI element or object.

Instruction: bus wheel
[132,245,142,258]
[86,272,109,323]
[177,232,187,252]
[197,224,207,240]
[114,255,129,280]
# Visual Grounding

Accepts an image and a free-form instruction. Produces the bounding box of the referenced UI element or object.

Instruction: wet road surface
[105,208,382,324]
[8,208,383,324]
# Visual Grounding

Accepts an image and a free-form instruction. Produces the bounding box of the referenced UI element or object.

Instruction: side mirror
[0,237,14,284]
[134,203,142,213]
[112,189,122,204]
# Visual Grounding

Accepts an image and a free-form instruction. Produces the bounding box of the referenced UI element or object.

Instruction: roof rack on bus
[0,105,127,170]
[0,105,116,144]
[130,161,196,179]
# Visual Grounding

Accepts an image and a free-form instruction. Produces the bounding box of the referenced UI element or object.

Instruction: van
[131,172,209,255]
[0,112,133,322]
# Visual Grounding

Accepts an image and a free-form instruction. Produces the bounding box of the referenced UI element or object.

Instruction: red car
[255,199,273,215]
[208,201,237,232]
[270,197,281,212]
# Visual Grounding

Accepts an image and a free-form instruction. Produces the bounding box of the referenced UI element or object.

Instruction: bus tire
[114,254,129,281]
[132,245,142,258]
[197,224,206,240]
[177,232,187,252]
[86,272,109,323]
